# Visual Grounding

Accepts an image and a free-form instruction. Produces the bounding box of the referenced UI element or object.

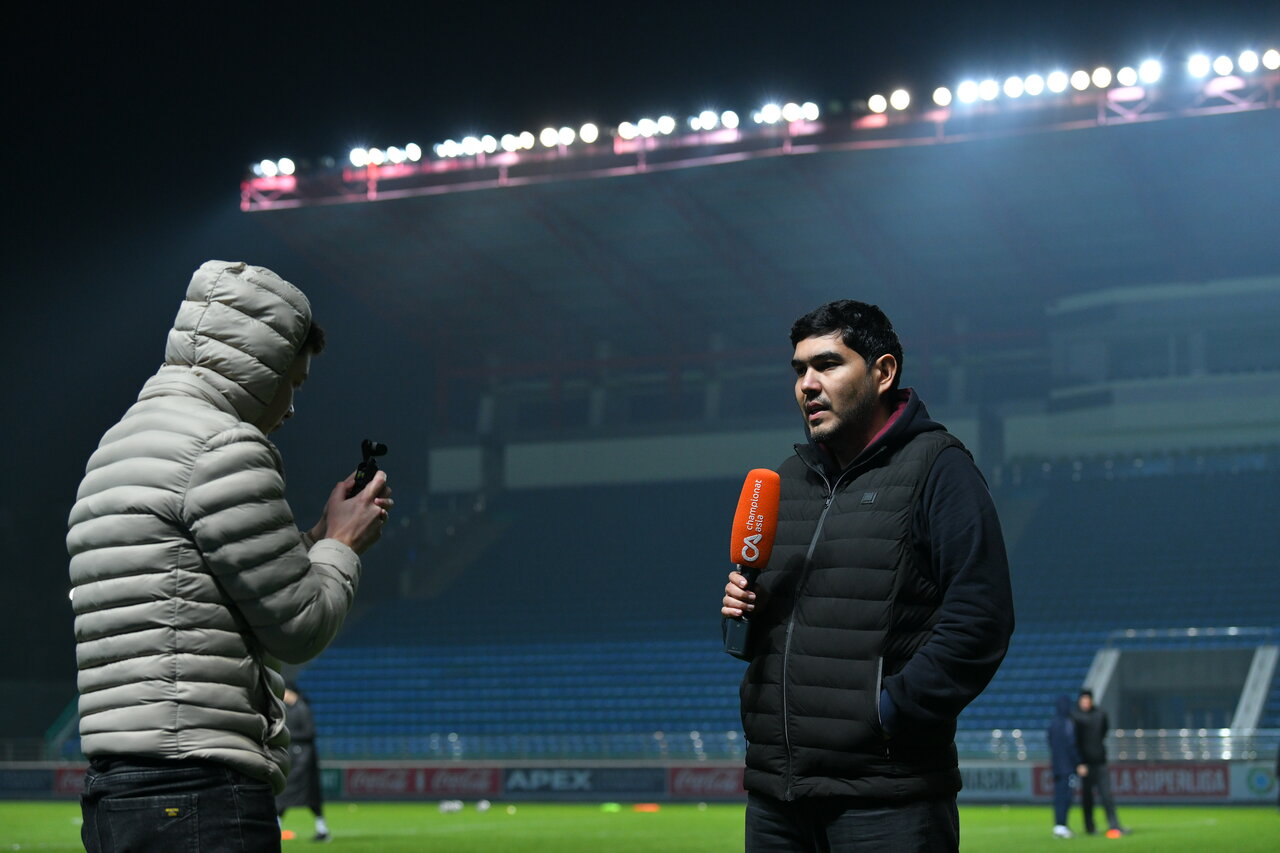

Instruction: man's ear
[873,353,898,395]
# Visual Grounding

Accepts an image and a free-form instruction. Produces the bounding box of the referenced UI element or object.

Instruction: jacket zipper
[781,447,888,797]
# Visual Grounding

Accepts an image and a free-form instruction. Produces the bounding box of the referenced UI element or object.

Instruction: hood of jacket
[1055,694,1075,719]
[138,260,313,426]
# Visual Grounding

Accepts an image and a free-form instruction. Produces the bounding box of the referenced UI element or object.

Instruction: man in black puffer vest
[722,300,1014,852]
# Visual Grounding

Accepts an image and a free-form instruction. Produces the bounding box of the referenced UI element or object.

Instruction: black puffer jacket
[736,390,1014,801]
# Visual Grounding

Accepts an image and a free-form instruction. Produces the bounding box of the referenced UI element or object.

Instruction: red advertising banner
[1033,763,1230,800]
[53,767,86,797]
[343,767,500,799]
[667,766,745,799]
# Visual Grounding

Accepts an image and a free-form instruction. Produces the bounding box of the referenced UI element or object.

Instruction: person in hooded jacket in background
[277,682,330,842]
[69,261,393,852]
[1048,694,1084,838]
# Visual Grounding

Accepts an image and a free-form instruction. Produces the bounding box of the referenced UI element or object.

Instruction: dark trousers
[1079,763,1121,832]
[746,791,959,853]
[1051,773,1074,826]
[80,758,280,853]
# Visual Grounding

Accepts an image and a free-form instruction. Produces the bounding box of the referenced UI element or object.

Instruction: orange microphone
[723,468,780,658]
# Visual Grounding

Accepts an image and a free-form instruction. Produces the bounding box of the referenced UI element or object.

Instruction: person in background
[1072,689,1129,837]
[277,683,330,842]
[1047,694,1084,839]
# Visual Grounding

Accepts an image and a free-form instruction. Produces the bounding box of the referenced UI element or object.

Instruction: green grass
[3,801,1277,851]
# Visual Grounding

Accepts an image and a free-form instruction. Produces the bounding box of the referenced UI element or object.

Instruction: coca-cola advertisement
[53,767,86,797]
[667,766,745,800]
[343,766,500,799]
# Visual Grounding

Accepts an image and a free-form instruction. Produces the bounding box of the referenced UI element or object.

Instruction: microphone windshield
[729,468,781,569]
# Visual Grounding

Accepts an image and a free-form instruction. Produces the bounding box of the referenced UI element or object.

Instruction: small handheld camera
[351,439,388,495]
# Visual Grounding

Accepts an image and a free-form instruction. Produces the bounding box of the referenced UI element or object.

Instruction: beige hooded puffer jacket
[67,260,361,792]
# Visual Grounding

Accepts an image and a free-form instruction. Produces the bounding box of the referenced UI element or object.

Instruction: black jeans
[1079,763,1121,832]
[746,791,959,853]
[80,758,280,852]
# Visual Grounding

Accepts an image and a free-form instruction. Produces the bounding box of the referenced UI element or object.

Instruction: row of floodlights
[871,49,1280,111]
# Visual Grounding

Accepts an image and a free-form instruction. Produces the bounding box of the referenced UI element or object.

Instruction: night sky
[3,1,1276,688]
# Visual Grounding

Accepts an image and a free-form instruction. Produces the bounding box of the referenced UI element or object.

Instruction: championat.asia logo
[739,478,766,562]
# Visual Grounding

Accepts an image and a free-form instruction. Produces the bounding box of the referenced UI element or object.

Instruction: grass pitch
[2,801,1277,851]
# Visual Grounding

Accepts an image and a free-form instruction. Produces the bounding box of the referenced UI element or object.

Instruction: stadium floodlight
[802,102,819,120]
[1265,49,1280,70]
[759,103,782,124]
[277,158,295,176]
[1071,69,1091,90]
[1024,74,1045,96]
[781,102,803,122]
[956,80,979,103]
[1188,53,1211,77]
[405,143,422,162]
[889,89,910,110]
[580,123,599,144]
[1046,70,1069,93]
[1237,50,1259,73]
[349,148,369,167]
[867,94,888,113]
[539,127,559,147]
[518,131,536,149]
[368,147,386,165]
[387,146,405,164]
[1138,59,1162,84]
[1212,55,1233,76]
[251,162,264,177]
[933,86,953,106]
[637,117,658,137]
[259,159,279,178]
[1091,66,1112,88]
[500,133,519,152]
[1003,76,1024,98]
[458,138,480,157]
[697,110,718,130]
[978,78,999,100]
[657,115,676,134]
[1116,66,1137,87]
[557,127,575,146]
[689,115,703,131]
[721,110,740,129]
[482,135,499,154]
[618,121,638,140]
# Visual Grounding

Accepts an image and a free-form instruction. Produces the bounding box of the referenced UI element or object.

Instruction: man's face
[792,332,886,455]
[257,350,311,434]
[1079,694,1093,712]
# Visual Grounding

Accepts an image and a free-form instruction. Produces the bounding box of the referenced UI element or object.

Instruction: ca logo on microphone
[741,534,762,563]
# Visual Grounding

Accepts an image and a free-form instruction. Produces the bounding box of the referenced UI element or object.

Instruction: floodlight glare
[368,147,386,165]
[387,146,405,164]
[458,138,479,157]
[781,102,803,122]
[482,135,498,154]
[259,159,278,177]
[1024,74,1045,96]
[1071,70,1090,90]
[1047,71,1069,93]
[957,80,979,103]
[405,143,422,161]
[277,158,295,176]
[557,127,575,146]
[801,102,820,121]
[689,116,703,131]
[721,110,740,129]
[1138,59,1162,84]
[933,86,953,106]
[1212,55,1233,76]
[867,94,888,113]
[1265,49,1280,70]
[251,162,264,177]
[539,127,559,147]
[1237,50,1259,73]
[978,79,999,100]
[698,110,718,130]
[580,123,599,144]
[889,89,910,110]
[518,131,536,149]
[1091,67,1112,88]
[1116,66,1137,87]
[657,115,676,134]
[349,148,368,167]
[760,103,782,124]
[501,133,519,152]
[1003,76,1024,98]
[1188,54,1211,77]
[637,118,658,137]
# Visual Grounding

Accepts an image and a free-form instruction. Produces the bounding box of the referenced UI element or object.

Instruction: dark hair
[790,300,903,390]
[303,320,327,355]
[1079,688,1093,699]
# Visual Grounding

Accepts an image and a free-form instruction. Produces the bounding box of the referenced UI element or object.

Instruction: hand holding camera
[312,440,393,555]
